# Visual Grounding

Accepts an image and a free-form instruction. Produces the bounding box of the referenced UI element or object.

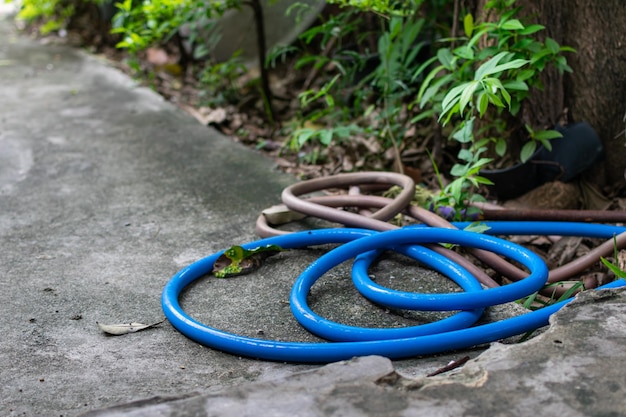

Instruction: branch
[244,0,276,125]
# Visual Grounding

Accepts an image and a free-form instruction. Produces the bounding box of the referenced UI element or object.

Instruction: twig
[427,355,470,377]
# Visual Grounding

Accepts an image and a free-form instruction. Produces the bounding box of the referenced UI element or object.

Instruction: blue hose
[450,221,626,237]
[161,224,626,363]
[286,243,486,342]
[351,222,626,311]
[289,228,547,339]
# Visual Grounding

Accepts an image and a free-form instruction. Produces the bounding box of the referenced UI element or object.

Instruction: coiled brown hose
[258,172,626,299]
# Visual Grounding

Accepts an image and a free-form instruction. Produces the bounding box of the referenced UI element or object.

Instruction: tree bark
[473,0,626,190]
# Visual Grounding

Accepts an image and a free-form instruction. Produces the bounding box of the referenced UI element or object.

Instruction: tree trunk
[473,0,626,191]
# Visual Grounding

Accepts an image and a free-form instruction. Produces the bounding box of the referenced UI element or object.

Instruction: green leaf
[452,118,475,143]
[295,128,317,148]
[334,124,359,139]
[441,102,460,125]
[477,92,489,117]
[448,178,466,199]
[516,69,536,82]
[459,81,479,115]
[519,24,545,35]
[556,281,586,302]
[545,37,560,54]
[468,26,491,48]
[416,63,445,104]
[474,51,509,81]
[485,90,505,107]
[530,49,552,65]
[502,80,529,91]
[483,58,529,79]
[412,55,439,83]
[410,109,436,124]
[533,129,563,141]
[419,73,453,108]
[520,141,537,163]
[454,45,475,60]
[463,13,474,37]
[500,85,511,107]
[450,163,469,177]
[495,138,507,156]
[458,148,474,162]
[437,48,455,70]
[555,56,573,73]
[319,129,333,146]
[473,175,494,185]
[473,157,494,170]
[500,18,524,30]
[601,257,626,278]
[440,82,470,119]
[464,222,491,234]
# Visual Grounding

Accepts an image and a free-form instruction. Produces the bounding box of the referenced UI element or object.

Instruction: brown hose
[281,172,415,224]
[478,206,626,223]
[257,194,500,288]
[263,172,626,300]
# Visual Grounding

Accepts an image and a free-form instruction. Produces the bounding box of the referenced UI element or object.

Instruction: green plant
[110,0,241,54]
[415,1,574,163]
[198,50,247,106]
[601,236,626,279]
[325,0,424,16]
[14,0,100,34]
[519,280,586,311]
[112,0,277,120]
[411,0,574,217]
[427,118,494,221]
[285,4,434,166]
[291,124,362,152]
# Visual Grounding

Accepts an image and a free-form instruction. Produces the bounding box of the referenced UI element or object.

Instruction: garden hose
[352,222,626,312]
[288,228,547,340]
[163,172,626,362]
[258,194,500,288]
[275,174,626,297]
[162,227,626,363]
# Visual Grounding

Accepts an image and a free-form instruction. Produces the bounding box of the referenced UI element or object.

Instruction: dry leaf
[146,47,169,66]
[97,319,165,336]
[203,107,227,125]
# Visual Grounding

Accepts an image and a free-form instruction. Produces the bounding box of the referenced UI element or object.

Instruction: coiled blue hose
[161,223,626,363]
[289,228,547,340]
[287,242,487,341]
[351,222,626,311]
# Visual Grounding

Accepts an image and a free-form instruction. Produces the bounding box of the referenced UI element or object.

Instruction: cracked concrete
[81,289,626,417]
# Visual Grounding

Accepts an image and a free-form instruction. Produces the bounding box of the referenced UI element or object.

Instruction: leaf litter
[97,318,166,336]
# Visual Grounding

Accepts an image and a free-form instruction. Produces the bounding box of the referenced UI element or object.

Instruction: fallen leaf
[146,47,169,66]
[547,236,584,267]
[212,244,286,278]
[97,319,166,336]
[203,107,227,125]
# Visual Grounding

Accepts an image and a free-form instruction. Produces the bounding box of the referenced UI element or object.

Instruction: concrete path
[2,10,626,417]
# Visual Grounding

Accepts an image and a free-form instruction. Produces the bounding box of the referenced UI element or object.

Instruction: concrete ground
[2,9,626,417]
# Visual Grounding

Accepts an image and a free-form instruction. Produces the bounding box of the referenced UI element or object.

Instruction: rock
[504,181,581,210]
